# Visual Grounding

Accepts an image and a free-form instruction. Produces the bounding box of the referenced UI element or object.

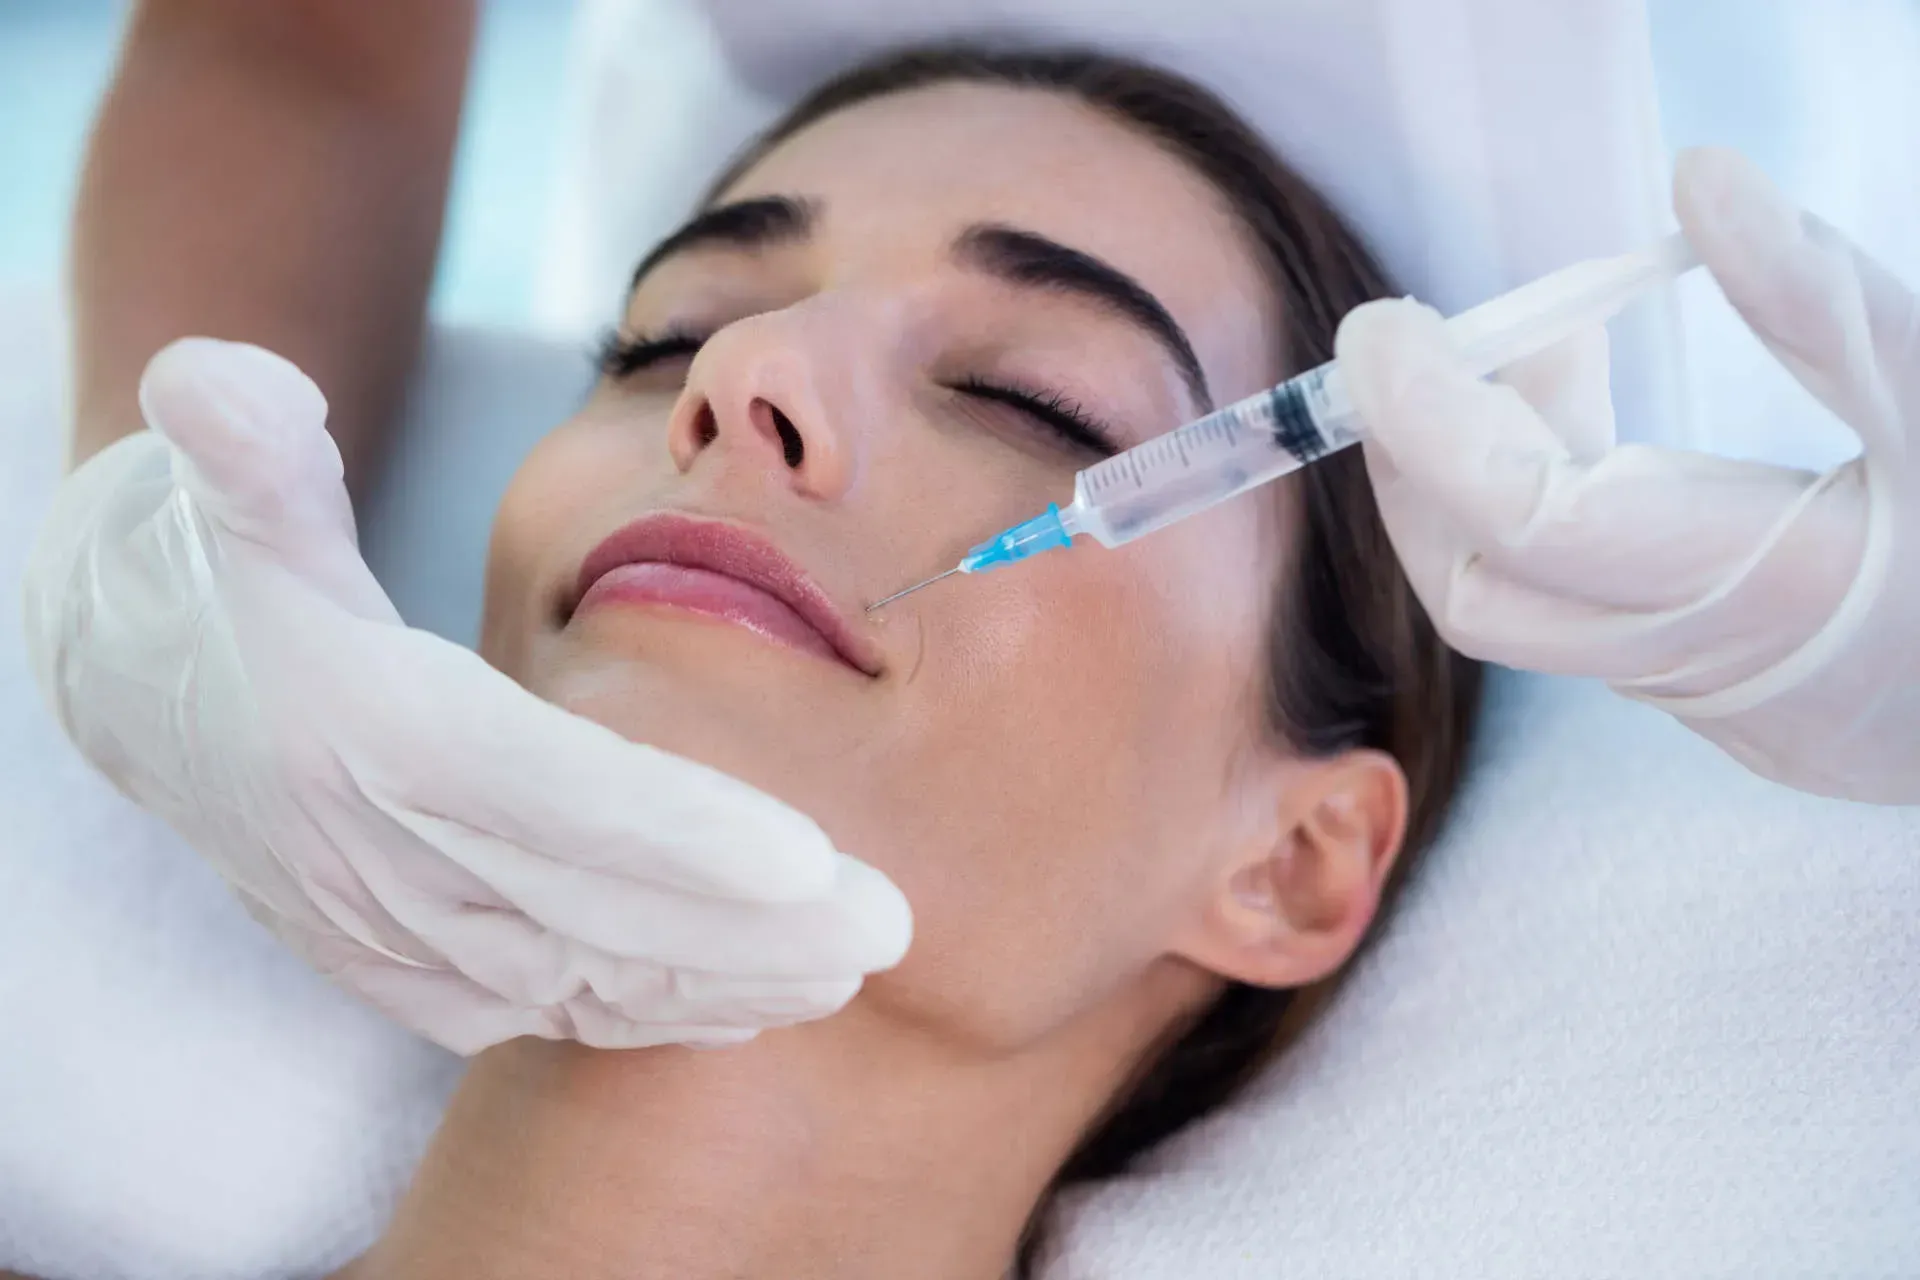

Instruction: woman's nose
[666,310,868,502]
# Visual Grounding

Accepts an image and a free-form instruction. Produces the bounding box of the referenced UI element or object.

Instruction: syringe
[867,230,1701,613]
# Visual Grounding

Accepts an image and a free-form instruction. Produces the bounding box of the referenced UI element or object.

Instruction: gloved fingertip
[1673,146,1806,269]
[1338,297,1452,365]
[1673,148,1872,369]
[1335,296,1465,429]
[831,854,914,970]
[1336,295,1447,350]
[139,337,333,472]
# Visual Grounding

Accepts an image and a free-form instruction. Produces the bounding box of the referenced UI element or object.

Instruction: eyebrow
[628,195,816,292]
[627,198,1213,411]
[953,224,1212,411]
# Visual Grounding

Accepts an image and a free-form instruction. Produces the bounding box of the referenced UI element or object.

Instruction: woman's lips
[568,514,881,676]
[576,561,850,665]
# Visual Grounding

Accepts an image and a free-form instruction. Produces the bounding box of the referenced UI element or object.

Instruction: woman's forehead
[719,82,1285,400]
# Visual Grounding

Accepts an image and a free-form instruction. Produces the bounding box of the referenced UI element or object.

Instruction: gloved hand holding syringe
[869,230,1700,611]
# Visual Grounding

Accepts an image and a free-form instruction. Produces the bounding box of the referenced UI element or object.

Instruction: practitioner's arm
[68,0,477,494]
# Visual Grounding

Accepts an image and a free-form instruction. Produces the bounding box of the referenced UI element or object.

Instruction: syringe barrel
[1059,230,1698,555]
[1068,363,1361,547]
[1448,230,1697,378]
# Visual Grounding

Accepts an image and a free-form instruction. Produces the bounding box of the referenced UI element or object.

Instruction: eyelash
[595,327,706,379]
[594,328,1118,457]
[949,376,1117,457]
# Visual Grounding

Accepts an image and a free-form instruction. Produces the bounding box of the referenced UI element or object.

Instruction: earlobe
[1177,751,1409,990]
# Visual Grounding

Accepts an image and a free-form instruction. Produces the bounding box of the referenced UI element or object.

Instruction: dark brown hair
[710,43,1483,1267]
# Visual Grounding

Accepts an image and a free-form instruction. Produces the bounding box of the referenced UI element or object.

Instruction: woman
[309,45,1481,1277]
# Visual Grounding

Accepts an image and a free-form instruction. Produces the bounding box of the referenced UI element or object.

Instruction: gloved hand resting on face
[21,338,912,1054]
[1338,146,1917,805]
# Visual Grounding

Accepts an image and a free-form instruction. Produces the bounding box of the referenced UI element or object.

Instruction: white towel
[1043,668,1920,1277]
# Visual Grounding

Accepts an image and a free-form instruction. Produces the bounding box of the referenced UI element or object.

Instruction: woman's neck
[341,972,1203,1280]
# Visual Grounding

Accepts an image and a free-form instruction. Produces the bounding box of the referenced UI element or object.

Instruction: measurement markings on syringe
[1088,412,1237,496]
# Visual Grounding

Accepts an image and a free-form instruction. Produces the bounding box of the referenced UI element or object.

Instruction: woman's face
[482,82,1346,1048]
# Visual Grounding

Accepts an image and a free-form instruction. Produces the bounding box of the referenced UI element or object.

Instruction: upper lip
[568,512,883,676]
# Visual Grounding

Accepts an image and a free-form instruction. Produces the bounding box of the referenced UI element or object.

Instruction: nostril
[769,405,805,469]
[693,402,718,448]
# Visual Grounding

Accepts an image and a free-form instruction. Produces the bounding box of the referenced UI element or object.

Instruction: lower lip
[573,562,848,667]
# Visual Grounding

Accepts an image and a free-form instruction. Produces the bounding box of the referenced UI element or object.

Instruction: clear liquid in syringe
[1073,364,1361,543]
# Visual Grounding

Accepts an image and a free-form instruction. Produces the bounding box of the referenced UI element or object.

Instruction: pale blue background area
[0,0,577,326]
[3,1,1911,330]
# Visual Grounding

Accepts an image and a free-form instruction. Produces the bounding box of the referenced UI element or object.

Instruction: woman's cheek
[910,534,1186,709]
[921,576,1047,697]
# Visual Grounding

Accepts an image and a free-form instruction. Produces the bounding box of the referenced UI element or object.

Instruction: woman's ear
[1173,750,1409,989]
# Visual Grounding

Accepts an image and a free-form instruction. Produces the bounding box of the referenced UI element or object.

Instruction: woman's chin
[521,643,882,832]
[527,622,869,740]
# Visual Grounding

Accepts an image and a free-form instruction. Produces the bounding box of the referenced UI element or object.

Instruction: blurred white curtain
[1651,0,1919,467]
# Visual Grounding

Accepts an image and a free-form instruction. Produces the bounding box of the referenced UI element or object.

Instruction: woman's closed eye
[596,328,707,384]
[950,377,1119,459]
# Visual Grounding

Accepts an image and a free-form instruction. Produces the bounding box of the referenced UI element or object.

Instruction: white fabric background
[1041,670,1920,1278]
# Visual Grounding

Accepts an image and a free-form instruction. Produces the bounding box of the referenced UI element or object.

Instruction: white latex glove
[1338,146,1917,805]
[21,338,911,1054]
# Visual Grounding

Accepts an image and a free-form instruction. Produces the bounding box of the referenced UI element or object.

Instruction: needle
[866,566,961,613]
